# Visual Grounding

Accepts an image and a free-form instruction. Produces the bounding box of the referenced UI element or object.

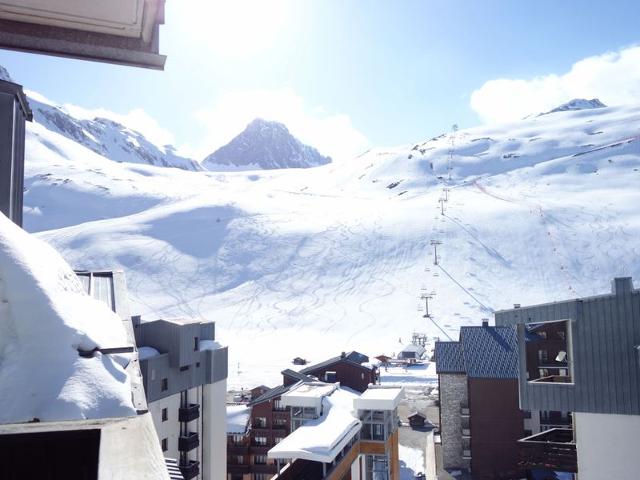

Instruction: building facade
[435,322,525,480]
[134,317,229,480]
[495,277,640,480]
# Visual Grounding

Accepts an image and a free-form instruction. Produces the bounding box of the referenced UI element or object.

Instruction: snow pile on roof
[138,346,161,360]
[226,404,251,434]
[268,386,361,463]
[199,339,223,351]
[0,213,136,423]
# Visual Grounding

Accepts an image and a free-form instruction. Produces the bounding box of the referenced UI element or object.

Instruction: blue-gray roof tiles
[459,326,519,379]
[435,341,466,374]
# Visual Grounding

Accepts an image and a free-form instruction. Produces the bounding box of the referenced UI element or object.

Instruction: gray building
[134,317,229,480]
[0,78,32,227]
[495,277,640,479]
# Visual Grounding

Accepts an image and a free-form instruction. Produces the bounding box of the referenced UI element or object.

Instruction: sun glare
[187,0,289,57]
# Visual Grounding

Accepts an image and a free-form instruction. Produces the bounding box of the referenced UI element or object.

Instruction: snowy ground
[399,445,426,479]
[22,103,640,389]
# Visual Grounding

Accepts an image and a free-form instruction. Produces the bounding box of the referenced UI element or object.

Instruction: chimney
[340,351,346,359]
[482,319,489,327]
[513,303,521,309]
[612,277,633,295]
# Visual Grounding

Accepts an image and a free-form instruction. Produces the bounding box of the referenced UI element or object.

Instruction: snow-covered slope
[23,102,640,389]
[203,118,331,170]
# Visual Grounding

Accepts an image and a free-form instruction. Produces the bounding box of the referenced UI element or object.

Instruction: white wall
[575,412,640,480]
[149,393,181,460]
[202,379,227,480]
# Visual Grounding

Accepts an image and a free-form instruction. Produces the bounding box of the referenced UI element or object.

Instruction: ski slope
[25,103,640,389]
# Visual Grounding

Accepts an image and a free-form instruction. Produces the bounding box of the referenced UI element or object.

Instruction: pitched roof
[435,341,465,374]
[282,369,316,382]
[248,383,292,406]
[299,352,373,375]
[459,326,518,379]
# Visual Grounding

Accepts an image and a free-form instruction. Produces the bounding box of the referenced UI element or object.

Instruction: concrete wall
[149,392,181,460]
[439,373,467,469]
[203,379,227,480]
[575,412,640,480]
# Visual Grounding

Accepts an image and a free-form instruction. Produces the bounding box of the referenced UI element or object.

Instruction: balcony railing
[178,432,199,452]
[518,428,577,473]
[179,403,200,423]
[179,460,200,480]
[531,375,572,383]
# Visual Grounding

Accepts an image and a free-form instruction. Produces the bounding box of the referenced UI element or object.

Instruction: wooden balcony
[518,428,577,473]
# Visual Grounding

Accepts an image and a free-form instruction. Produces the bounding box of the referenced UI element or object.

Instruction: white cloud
[470,45,640,124]
[182,88,370,161]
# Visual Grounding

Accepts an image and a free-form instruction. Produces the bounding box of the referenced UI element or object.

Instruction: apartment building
[268,383,404,480]
[134,317,229,480]
[227,404,252,480]
[435,321,525,479]
[230,351,378,479]
[495,277,640,480]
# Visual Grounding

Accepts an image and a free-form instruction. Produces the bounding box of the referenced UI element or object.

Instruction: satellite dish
[555,351,567,362]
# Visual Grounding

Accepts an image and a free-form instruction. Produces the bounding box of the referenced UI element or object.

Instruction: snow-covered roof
[353,387,404,411]
[268,386,361,463]
[0,213,136,423]
[226,404,251,434]
[199,339,223,351]
[401,343,426,353]
[281,382,337,409]
[138,346,161,360]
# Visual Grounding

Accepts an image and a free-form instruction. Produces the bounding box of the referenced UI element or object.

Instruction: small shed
[408,412,427,428]
[398,343,426,361]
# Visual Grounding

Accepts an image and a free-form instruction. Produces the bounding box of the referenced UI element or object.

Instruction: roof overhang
[0,0,166,70]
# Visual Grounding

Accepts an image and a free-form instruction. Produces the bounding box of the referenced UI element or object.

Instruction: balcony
[252,463,278,474]
[250,444,270,454]
[531,375,572,383]
[179,403,200,423]
[178,432,199,452]
[228,464,250,474]
[228,444,249,455]
[179,460,200,480]
[251,426,271,436]
[518,428,577,473]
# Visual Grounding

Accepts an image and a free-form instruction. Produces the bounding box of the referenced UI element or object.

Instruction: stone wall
[440,373,468,470]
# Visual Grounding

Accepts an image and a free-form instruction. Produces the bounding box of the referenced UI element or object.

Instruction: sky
[1,0,640,161]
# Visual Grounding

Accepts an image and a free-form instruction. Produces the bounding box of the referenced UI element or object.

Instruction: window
[194,337,199,351]
[273,399,285,411]
[361,373,365,380]
[161,408,168,422]
[231,434,245,445]
[274,437,284,444]
[151,368,156,381]
[196,362,200,368]
[525,320,572,383]
[161,438,168,452]
[273,418,287,427]
[255,475,268,480]
[254,417,267,428]
[161,378,168,391]
[234,455,244,464]
[254,455,268,465]
[253,436,267,446]
[179,365,189,372]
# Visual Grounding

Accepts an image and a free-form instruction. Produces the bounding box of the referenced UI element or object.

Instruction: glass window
[253,436,267,446]
[161,408,168,422]
[161,378,168,391]
[525,320,572,383]
[254,454,268,465]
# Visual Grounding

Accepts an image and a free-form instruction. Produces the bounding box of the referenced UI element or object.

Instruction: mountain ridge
[203,118,331,171]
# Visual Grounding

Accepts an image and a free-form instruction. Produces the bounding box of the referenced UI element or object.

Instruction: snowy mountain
[545,98,606,114]
[20,99,640,389]
[1,64,200,171]
[27,94,202,171]
[203,118,331,170]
